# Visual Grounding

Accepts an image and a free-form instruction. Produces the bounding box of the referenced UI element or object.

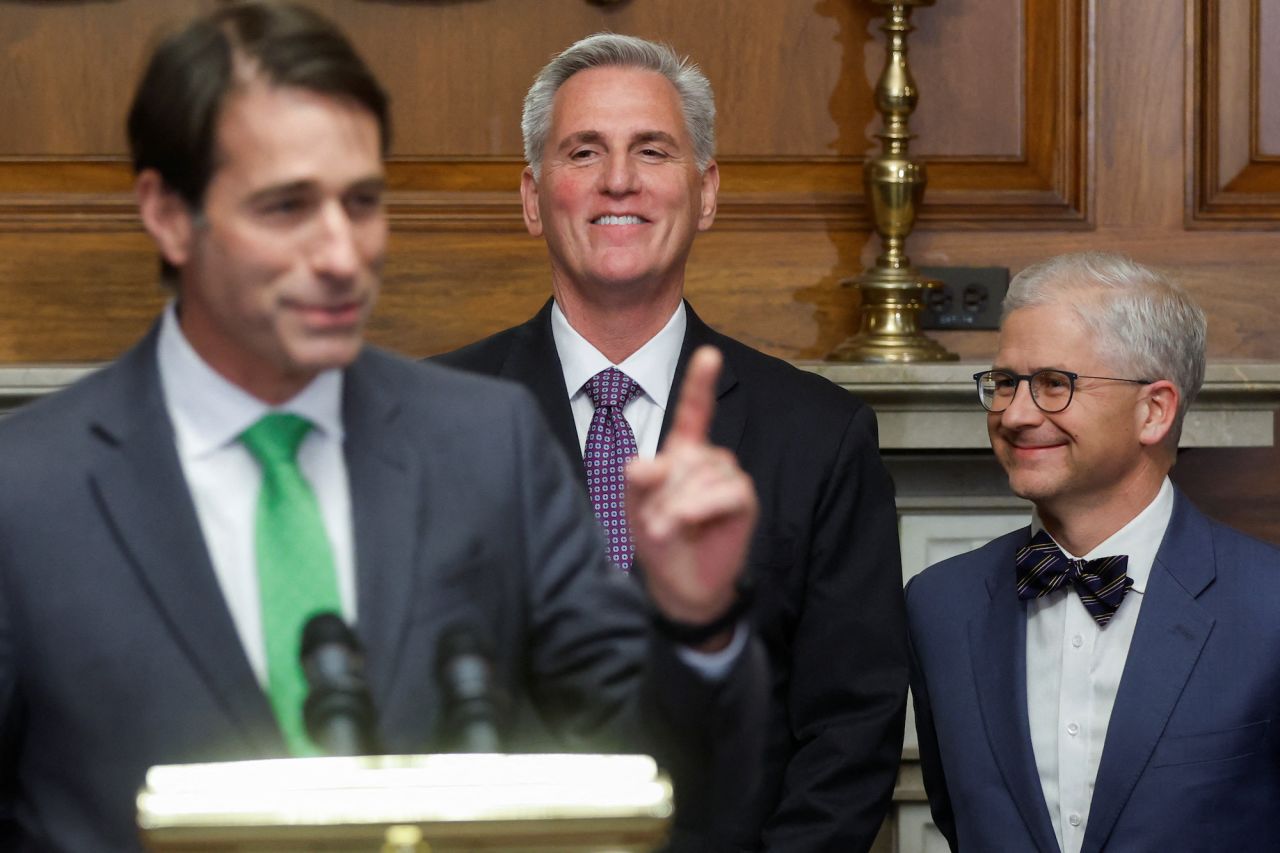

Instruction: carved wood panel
[0,0,1088,231]
[1191,0,1280,225]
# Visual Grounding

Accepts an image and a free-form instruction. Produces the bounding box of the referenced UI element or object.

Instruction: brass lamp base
[826,0,957,364]
[826,271,958,363]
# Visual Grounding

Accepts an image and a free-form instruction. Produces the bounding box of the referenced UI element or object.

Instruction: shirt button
[1071,634,1084,648]
[1068,813,1082,827]
[1066,722,1080,736]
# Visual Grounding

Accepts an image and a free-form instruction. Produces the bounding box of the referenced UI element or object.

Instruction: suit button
[1068,813,1082,827]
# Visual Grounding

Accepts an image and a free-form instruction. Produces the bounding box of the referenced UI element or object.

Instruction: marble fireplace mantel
[802,360,1280,450]
[4,361,1280,451]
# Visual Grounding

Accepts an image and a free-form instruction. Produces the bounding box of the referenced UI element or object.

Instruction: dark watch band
[649,577,756,646]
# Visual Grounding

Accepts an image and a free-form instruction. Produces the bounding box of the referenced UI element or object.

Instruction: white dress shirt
[156,303,356,686]
[551,299,685,461]
[1026,477,1174,853]
[550,299,744,673]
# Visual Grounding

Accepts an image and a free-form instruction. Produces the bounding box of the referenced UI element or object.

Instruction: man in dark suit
[0,5,767,850]
[907,252,1280,852]
[437,34,908,851]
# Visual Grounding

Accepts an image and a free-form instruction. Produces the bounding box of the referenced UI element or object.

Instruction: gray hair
[1003,252,1207,437]
[522,32,715,178]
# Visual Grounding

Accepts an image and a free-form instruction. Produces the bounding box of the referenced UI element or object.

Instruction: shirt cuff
[673,621,749,681]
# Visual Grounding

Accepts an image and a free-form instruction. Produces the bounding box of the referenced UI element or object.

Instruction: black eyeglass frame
[972,369,1154,414]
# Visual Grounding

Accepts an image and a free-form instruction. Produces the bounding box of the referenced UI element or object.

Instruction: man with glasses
[905,252,1280,852]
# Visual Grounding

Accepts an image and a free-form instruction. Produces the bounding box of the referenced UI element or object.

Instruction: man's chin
[288,336,365,374]
[1004,470,1062,506]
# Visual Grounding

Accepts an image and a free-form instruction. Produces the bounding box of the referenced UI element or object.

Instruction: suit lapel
[659,303,744,453]
[88,331,281,754]
[343,353,422,709]
[969,535,1061,853]
[507,300,743,471]
[494,300,585,482]
[1081,493,1215,853]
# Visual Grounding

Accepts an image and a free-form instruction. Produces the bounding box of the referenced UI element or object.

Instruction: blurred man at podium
[0,3,766,850]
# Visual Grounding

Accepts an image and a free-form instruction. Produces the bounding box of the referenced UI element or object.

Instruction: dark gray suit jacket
[0,326,767,851]
[907,490,1280,852]
[437,301,908,852]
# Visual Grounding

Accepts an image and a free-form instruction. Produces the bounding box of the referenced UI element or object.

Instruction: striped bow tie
[1015,530,1133,627]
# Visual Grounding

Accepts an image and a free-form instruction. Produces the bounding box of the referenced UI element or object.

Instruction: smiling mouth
[1009,441,1066,454]
[294,300,364,329]
[591,215,646,225]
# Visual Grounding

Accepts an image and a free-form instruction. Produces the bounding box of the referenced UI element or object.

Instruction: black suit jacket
[0,325,767,852]
[437,300,908,851]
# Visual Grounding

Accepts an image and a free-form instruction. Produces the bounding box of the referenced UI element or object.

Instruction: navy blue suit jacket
[0,326,767,851]
[906,489,1280,852]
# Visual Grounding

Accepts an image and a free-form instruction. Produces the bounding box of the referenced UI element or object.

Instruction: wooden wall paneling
[0,230,163,363]
[0,0,1090,231]
[909,0,1090,226]
[1262,0,1280,152]
[382,0,1092,231]
[0,1,202,156]
[1171,413,1280,546]
[0,0,1276,366]
[1191,0,1280,224]
[0,1,208,229]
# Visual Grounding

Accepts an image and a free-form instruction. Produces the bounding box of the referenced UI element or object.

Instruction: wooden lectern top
[137,753,673,852]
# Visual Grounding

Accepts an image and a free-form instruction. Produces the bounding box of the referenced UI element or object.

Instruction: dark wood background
[1,0,1277,540]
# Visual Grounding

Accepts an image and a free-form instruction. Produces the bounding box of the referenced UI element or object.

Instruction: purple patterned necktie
[583,367,643,570]
[1015,529,1132,626]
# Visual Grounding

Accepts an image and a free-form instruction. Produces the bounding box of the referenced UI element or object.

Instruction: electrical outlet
[918,266,1009,331]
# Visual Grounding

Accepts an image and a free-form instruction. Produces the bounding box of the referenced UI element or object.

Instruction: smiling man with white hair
[439,33,908,851]
[907,252,1280,852]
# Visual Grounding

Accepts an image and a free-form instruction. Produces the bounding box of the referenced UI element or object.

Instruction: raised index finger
[667,345,722,447]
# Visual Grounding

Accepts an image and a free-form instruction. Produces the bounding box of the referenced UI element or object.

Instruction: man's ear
[1137,379,1179,447]
[135,169,195,268]
[520,167,543,238]
[697,160,719,232]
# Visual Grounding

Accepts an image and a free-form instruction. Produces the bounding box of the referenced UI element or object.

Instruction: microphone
[435,624,503,753]
[300,612,379,756]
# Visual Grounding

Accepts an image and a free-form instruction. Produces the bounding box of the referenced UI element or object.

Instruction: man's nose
[310,201,360,279]
[599,152,638,196]
[999,377,1044,428]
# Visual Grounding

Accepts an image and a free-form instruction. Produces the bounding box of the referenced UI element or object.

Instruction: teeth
[593,215,643,225]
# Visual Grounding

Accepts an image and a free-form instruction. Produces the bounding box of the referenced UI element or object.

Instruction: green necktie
[241,413,342,756]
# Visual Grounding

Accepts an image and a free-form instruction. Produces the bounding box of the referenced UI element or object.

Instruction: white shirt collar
[550,300,686,411]
[1031,477,1175,594]
[156,301,345,459]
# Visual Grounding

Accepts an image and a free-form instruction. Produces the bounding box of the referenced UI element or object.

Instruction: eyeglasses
[973,369,1153,414]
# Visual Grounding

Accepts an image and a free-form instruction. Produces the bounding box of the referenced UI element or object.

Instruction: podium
[137,753,673,852]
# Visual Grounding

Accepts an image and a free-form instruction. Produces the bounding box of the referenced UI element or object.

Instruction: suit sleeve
[905,583,958,851]
[0,534,20,842]
[760,404,909,852]
[506,390,769,846]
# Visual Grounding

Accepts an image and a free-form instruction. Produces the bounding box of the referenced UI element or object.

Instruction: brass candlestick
[828,0,956,363]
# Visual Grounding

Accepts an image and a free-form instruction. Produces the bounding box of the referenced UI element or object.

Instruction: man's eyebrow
[245,180,316,204]
[989,364,1071,373]
[556,130,604,152]
[347,176,387,194]
[554,130,683,152]
[632,130,680,148]
[245,175,385,204]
